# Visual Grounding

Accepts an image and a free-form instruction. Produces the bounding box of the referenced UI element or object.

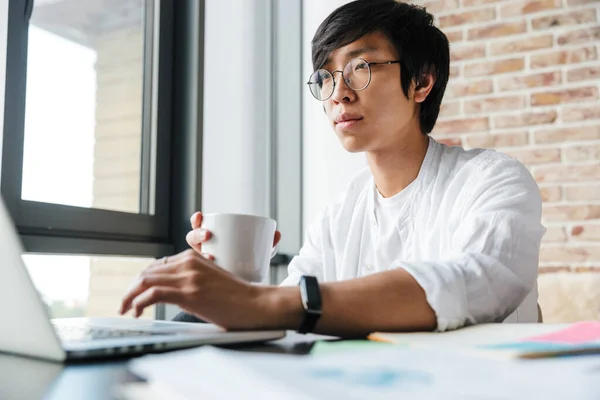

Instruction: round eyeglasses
[307,57,401,101]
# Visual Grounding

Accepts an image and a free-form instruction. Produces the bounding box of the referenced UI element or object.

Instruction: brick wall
[411,0,600,320]
[413,0,600,275]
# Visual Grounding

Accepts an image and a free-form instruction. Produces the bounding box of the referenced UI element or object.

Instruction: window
[2,0,205,320]
[2,0,174,247]
[23,3,147,214]
[2,0,303,322]
[23,254,155,319]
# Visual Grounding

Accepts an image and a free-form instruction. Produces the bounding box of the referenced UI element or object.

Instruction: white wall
[202,0,271,218]
[167,0,273,320]
[302,0,366,229]
[0,0,8,177]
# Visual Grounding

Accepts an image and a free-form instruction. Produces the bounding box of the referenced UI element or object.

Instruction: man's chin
[338,136,369,153]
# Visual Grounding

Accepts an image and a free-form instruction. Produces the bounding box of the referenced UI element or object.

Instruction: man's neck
[366,134,430,199]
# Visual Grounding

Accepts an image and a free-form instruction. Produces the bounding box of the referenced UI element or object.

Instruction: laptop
[0,197,285,362]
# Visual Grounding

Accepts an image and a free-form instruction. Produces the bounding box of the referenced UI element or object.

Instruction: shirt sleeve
[279,211,326,287]
[398,158,546,332]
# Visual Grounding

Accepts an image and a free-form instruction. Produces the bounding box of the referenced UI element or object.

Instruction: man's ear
[413,73,436,104]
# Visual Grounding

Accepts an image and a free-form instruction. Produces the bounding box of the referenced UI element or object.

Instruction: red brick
[566,185,600,201]
[500,0,560,18]
[567,66,600,83]
[573,266,600,273]
[532,9,597,31]
[571,226,584,236]
[439,8,495,28]
[557,27,600,46]
[464,58,525,77]
[540,186,562,202]
[450,43,486,61]
[423,0,459,14]
[543,226,567,242]
[530,46,597,69]
[467,21,527,40]
[531,87,598,106]
[497,71,561,91]
[543,205,600,221]
[538,266,572,273]
[494,110,557,129]
[445,79,493,99]
[564,144,600,162]
[535,165,600,182]
[464,95,526,114]
[506,148,561,165]
[439,101,461,119]
[436,137,463,147]
[570,224,600,241]
[463,131,528,148]
[445,29,464,43]
[434,117,490,134]
[490,35,553,56]
[539,246,600,263]
[561,105,600,122]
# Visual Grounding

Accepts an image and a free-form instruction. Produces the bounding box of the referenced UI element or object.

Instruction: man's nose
[331,71,355,103]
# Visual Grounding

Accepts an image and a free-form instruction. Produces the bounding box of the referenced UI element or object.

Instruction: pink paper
[521,321,600,345]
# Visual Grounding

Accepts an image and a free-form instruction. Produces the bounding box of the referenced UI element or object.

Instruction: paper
[129,344,600,400]
[520,321,600,345]
[369,323,600,359]
[310,340,393,355]
[113,381,188,400]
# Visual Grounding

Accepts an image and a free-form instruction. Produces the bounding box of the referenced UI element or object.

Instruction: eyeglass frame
[307,57,402,101]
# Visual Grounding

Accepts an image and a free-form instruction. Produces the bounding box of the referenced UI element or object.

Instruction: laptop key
[55,325,175,342]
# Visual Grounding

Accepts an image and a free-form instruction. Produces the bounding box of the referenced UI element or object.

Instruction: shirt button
[366,264,373,271]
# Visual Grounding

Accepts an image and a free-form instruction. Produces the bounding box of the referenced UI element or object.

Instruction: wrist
[257,286,304,331]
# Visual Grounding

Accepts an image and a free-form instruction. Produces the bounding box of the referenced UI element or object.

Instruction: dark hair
[312,0,450,134]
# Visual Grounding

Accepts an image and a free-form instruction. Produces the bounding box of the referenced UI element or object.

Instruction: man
[120,0,545,336]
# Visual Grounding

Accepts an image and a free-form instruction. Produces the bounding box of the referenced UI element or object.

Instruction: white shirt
[371,180,414,278]
[280,138,546,332]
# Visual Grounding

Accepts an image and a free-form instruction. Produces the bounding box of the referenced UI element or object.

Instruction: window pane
[23,254,155,319]
[22,0,150,214]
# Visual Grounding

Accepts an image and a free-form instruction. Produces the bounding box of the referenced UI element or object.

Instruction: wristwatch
[298,275,322,334]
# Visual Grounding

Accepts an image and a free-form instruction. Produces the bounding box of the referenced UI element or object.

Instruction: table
[0,332,330,400]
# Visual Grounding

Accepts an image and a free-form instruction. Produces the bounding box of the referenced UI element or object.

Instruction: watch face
[300,283,310,309]
[301,276,322,310]
[298,276,322,334]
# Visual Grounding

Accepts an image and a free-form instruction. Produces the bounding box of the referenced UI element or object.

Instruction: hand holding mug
[186,212,282,261]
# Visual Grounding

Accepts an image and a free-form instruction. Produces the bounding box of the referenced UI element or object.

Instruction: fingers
[273,230,282,247]
[119,273,184,315]
[131,286,183,318]
[121,252,195,314]
[142,251,193,275]
[185,228,211,254]
[190,212,203,230]
[201,253,215,261]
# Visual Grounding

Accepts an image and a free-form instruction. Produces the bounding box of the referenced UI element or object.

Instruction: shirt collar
[367,136,441,220]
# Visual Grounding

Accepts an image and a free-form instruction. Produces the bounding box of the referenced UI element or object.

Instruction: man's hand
[118,249,283,330]
[185,212,282,260]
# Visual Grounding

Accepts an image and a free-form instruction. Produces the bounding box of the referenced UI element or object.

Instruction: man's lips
[336,119,362,129]
[334,113,363,124]
[334,113,364,130]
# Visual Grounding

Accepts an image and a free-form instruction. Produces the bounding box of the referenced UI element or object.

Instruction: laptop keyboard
[55,324,175,342]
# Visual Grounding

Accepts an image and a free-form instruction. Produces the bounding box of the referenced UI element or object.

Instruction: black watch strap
[298,275,322,334]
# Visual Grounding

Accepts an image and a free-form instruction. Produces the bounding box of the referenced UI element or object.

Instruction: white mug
[200,213,277,283]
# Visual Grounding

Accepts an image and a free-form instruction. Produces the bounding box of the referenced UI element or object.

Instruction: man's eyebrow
[323,47,379,67]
